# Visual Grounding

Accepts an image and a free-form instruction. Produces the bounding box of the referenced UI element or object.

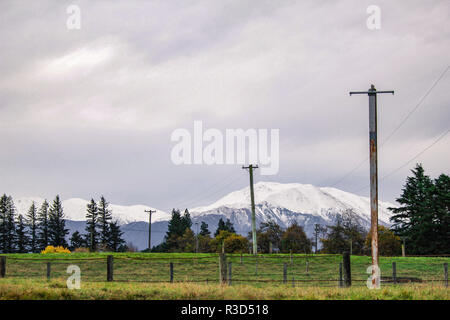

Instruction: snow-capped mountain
[12,182,396,250]
[192,182,393,224]
[187,182,395,239]
[14,197,170,225]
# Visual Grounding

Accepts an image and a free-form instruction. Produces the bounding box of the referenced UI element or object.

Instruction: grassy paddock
[0,253,448,299]
[1,253,448,286]
[0,278,448,300]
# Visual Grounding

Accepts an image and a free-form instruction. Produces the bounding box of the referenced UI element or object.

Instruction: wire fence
[0,254,448,288]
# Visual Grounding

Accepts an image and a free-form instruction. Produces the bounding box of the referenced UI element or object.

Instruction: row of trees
[151,208,314,254]
[0,195,126,253]
[69,196,126,252]
[0,195,68,253]
[148,206,406,256]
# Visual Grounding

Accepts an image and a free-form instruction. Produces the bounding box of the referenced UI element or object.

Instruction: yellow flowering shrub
[41,245,71,254]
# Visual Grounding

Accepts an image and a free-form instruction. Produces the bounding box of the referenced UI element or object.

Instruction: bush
[41,245,71,254]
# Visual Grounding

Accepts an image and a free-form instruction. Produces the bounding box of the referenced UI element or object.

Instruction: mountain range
[13,182,396,250]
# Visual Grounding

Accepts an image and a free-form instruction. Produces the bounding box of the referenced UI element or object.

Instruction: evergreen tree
[181,209,192,232]
[26,202,39,253]
[390,164,449,254]
[85,198,99,251]
[0,195,17,253]
[15,215,29,253]
[0,195,16,253]
[199,221,211,237]
[48,195,69,247]
[97,196,112,248]
[431,173,450,253]
[164,209,193,251]
[214,218,235,236]
[108,221,125,252]
[0,194,8,253]
[69,231,85,251]
[37,200,50,250]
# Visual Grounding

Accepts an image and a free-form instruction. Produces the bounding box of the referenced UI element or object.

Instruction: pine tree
[108,221,125,252]
[97,196,112,249]
[1,196,17,253]
[214,218,235,237]
[181,209,192,232]
[389,164,436,254]
[431,174,450,254]
[0,194,10,253]
[26,202,39,253]
[15,215,29,253]
[199,221,211,237]
[37,200,50,250]
[48,195,69,247]
[69,231,85,251]
[85,198,99,252]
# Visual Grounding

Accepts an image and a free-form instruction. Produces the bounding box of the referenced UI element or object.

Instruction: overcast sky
[0,0,449,212]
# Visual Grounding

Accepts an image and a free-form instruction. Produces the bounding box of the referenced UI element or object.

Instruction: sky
[0,0,449,212]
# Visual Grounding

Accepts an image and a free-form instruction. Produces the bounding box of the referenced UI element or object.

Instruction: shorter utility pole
[314,224,319,254]
[243,164,258,255]
[145,209,156,251]
[195,222,199,253]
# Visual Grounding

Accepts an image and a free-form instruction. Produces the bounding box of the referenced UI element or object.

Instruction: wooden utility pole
[145,209,156,251]
[350,85,394,289]
[243,164,258,255]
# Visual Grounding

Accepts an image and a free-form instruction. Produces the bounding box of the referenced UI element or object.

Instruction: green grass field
[0,253,448,299]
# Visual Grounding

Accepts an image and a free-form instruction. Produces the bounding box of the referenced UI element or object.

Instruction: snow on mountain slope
[12,182,396,230]
[14,197,169,225]
[191,181,395,225]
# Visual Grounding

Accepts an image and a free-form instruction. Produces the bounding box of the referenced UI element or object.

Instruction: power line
[174,169,247,210]
[352,129,449,193]
[327,66,449,188]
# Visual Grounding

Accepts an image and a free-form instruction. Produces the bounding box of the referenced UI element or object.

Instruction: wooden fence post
[283,263,287,284]
[343,252,351,287]
[339,262,343,288]
[107,255,113,282]
[170,262,174,283]
[46,262,51,280]
[219,253,227,284]
[444,263,448,288]
[0,256,5,278]
[228,262,232,286]
[392,262,397,284]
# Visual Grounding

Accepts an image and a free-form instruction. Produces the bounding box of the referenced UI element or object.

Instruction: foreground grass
[0,278,448,300]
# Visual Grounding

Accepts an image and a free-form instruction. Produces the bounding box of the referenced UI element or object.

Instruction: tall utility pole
[144,209,156,251]
[243,164,258,255]
[350,84,394,289]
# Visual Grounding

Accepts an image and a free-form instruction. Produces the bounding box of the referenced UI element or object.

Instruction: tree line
[0,195,125,253]
[150,164,449,256]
